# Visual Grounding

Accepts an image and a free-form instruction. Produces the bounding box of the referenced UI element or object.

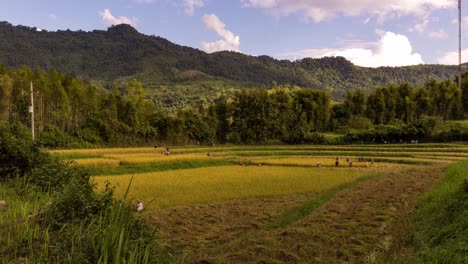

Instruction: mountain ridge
[0,21,465,101]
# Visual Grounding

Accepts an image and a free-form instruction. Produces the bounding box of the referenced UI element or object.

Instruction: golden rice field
[248,157,370,167]
[93,166,373,208]
[51,143,468,263]
[74,158,121,167]
[110,153,226,166]
[52,143,468,210]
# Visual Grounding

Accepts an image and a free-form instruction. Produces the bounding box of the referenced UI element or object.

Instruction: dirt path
[148,165,444,263]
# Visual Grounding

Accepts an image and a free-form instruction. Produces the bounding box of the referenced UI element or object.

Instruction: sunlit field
[74,158,121,167]
[93,166,374,208]
[48,143,468,262]
[51,143,468,210]
[248,157,370,167]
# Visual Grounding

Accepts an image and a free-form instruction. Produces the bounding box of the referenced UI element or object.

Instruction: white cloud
[241,0,454,23]
[99,9,139,27]
[48,14,57,20]
[428,30,448,39]
[200,14,241,53]
[279,31,424,67]
[437,49,468,65]
[409,19,429,33]
[184,0,204,15]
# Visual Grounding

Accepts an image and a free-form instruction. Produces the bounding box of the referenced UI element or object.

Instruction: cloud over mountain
[280,31,423,67]
[99,9,139,27]
[201,14,241,53]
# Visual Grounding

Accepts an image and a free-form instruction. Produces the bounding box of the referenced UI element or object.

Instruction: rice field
[93,166,374,208]
[248,157,371,167]
[52,143,468,262]
[51,143,468,210]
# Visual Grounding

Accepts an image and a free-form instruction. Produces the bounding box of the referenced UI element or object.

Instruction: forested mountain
[0,21,465,102]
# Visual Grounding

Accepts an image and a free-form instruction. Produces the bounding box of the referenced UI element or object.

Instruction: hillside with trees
[0,21,466,106]
[0,63,466,147]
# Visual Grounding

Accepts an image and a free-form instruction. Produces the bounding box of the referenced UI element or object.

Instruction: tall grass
[0,180,52,263]
[88,179,153,264]
[0,129,156,263]
[412,161,468,263]
[0,178,155,263]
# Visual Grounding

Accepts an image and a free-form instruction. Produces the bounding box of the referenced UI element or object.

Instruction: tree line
[350,81,464,123]
[0,64,466,147]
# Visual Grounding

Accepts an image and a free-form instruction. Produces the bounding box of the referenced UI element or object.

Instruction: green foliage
[413,161,468,263]
[364,81,463,125]
[462,72,468,113]
[347,116,373,130]
[0,44,467,146]
[0,74,12,126]
[341,123,428,144]
[0,123,42,179]
[0,127,156,263]
[87,199,153,264]
[38,124,73,148]
[0,22,465,103]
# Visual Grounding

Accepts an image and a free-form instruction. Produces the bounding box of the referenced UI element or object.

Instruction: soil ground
[147,164,445,263]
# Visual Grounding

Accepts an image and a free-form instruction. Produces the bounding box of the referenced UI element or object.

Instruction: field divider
[202,171,383,255]
[88,159,238,176]
[370,158,435,165]
[266,172,383,230]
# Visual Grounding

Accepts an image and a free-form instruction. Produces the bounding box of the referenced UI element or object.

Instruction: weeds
[0,128,156,263]
[413,161,468,263]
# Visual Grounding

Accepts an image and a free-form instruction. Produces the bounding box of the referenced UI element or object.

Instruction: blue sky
[1,0,467,67]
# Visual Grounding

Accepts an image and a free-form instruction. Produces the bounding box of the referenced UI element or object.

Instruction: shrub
[38,124,73,148]
[306,132,326,144]
[0,126,155,263]
[347,115,373,130]
[0,125,44,179]
[75,127,104,145]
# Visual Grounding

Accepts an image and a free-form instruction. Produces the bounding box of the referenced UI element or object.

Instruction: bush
[347,115,373,130]
[340,123,430,144]
[306,132,326,144]
[46,176,114,227]
[37,124,75,148]
[75,127,104,145]
[0,125,44,179]
[0,126,156,263]
[226,131,241,144]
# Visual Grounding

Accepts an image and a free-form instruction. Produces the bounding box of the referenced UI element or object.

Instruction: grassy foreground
[0,129,156,263]
[413,160,468,263]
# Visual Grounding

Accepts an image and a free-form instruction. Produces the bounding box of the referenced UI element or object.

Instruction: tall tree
[0,75,13,126]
